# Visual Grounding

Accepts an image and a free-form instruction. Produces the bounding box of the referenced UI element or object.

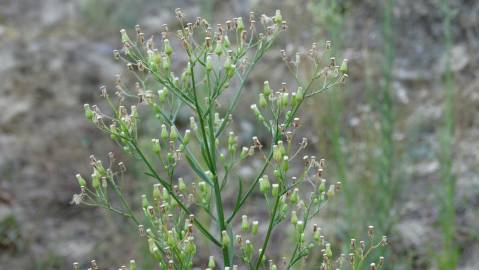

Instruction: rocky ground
[0,0,478,269]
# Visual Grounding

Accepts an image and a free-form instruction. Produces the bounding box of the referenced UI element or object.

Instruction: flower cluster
[73,8,384,270]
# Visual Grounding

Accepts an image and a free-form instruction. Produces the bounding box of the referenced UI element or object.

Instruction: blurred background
[1,0,478,269]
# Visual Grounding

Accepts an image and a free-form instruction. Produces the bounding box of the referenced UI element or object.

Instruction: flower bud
[84,104,94,121]
[162,54,170,70]
[178,178,186,192]
[222,230,231,247]
[236,17,245,32]
[272,184,279,197]
[291,93,298,107]
[263,81,272,97]
[242,215,250,232]
[273,169,281,179]
[340,59,348,74]
[129,260,137,270]
[291,210,298,225]
[272,145,282,162]
[281,93,289,107]
[273,10,283,24]
[223,35,231,48]
[120,29,130,43]
[296,87,304,102]
[259,176,270,194]
[161,124,169,140]
[208,256,216,268]
[327,184,335,198]
[259,93,267,108]
[244,240,253,262]
[318,179,326,193]
[190,117,197,131]
[183,129,191,145]
[158,87,168,103]
[153,184,161,201]
[91,172,100,189]
[206,55,213,72]
[290,188,299,204]
[252,221,259,235]
[148,238,158,254]
[215,42,223,56]
[170,126,178,141]
[152,139,161,154]
[296,221,304,234]
[325,243,332,257]
[141,194,149,208]
[163,39,173,55]
[282,156,289,172]
[75,174,86,187]
[240,146,249,159]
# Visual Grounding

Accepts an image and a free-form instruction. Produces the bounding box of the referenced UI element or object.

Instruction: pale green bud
[240,146,249,159]
[259,176,270,194]
[252,221,259,235]
[296,87,304,102]
[161,124,168,140]
[263,81,272,97]
[278,141,286,155]
[327,184,335,198]
[223,35,231,48]
[244,240,253,262]
[163,39,173,55]
[259,93,267,108]
[169,126,178,141]
[215,42,223,56]
[75,174,86,187]
[241,215,250,232]
[340,59,348,74]
[129,260,137,270]
[272,184,279,197]
[162,54,170,70]
[281,93,289,107]
[222,230,231,247]
[152,139,161,154]
[236,17,245,32]
[282,156,289,172]
[291,210,298,225]
[290,188,299,204]
[158,87,168,102]
[296,220,304,233]
[120,29,130,43]
[208,256,216,268]
[272,145,282,162]
[178,178,186,192]
[141,194,149,208]
[198,181,207,194]
[273,10,283,24]
[190,117,197,131]
[273,169,281,179]
[84,104,94,121]
[291,93,298,107]
[162,187,170,201]
[148,238,158,254]
[206,55,213,72]
[91,172,100,189]
[153,184,161,201]
[183,129,191,145]
[319,179,326,193]
[325,243,333,257]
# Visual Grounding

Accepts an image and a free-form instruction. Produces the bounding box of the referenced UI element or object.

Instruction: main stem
[190,60,230,266]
